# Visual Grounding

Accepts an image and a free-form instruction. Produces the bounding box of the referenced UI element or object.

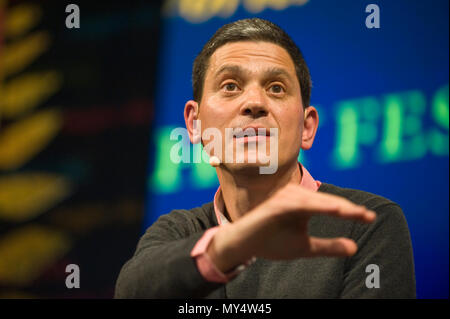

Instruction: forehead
[207,41,297,77]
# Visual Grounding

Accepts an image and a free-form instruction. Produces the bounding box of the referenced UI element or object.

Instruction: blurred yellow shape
[0,108,62,170]
[178,0,238,22]
[0,172,72,222]
[0,71,62,120]
[164,0,309,22]
[0,1,5,100]
[4,3,42,39]
[2,31,51,79]
[0,225,71,286]
[244,0,309,13]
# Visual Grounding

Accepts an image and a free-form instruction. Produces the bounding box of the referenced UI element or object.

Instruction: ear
[184,100,201,144]
[301,106,319,150]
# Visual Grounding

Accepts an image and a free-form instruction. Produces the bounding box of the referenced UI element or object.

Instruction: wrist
[207,223,252,273]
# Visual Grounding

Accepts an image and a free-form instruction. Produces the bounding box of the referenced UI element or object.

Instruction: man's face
[198,41,305,173]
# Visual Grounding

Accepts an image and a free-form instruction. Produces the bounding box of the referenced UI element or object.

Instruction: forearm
[114,233,223,298]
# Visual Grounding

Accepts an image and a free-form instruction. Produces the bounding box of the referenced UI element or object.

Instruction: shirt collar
[213,163,321,225]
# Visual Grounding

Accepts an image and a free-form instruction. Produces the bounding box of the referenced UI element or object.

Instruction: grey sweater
[115,183,416,298]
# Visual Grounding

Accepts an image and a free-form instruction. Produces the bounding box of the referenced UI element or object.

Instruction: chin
[223,159,274,175]
[225,163,262,176]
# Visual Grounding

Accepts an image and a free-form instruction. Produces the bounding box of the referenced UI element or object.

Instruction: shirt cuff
[190,226,256,283]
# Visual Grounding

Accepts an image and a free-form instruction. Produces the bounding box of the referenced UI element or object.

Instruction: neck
[216,161,302,222]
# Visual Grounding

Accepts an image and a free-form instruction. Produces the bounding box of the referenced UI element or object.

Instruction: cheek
[278,107,304,139]
[199,97,236,129]
[198,104,230,146]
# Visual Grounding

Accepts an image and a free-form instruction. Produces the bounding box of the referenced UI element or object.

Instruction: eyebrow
[215,65,245,78]
[214,64,292,82]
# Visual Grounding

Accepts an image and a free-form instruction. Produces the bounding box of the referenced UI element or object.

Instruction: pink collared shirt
[190,163,321,283]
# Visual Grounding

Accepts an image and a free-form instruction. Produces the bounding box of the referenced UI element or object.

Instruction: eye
[269,84,285,94]
[223,82,239,92]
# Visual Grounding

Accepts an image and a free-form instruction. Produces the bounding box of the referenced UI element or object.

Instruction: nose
[239,86,269,118]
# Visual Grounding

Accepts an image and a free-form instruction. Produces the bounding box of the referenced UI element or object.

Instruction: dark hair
[192,18,312,109]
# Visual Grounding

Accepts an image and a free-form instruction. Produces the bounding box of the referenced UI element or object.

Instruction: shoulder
[148,202,217,237]
[319,183,411,243]
[318,182,399,212]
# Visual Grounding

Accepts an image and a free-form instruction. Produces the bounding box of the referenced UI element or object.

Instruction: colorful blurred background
[0,0,448,298]
[0,0,161,298]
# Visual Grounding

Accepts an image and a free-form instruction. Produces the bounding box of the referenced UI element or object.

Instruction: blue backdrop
[145,0,449,298]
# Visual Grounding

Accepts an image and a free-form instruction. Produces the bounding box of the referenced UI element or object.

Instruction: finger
[291,187,376,223]
[304,201,376,223]
[305,237,358,258]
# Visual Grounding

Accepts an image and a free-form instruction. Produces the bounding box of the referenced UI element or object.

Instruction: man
[115,18,415,298]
